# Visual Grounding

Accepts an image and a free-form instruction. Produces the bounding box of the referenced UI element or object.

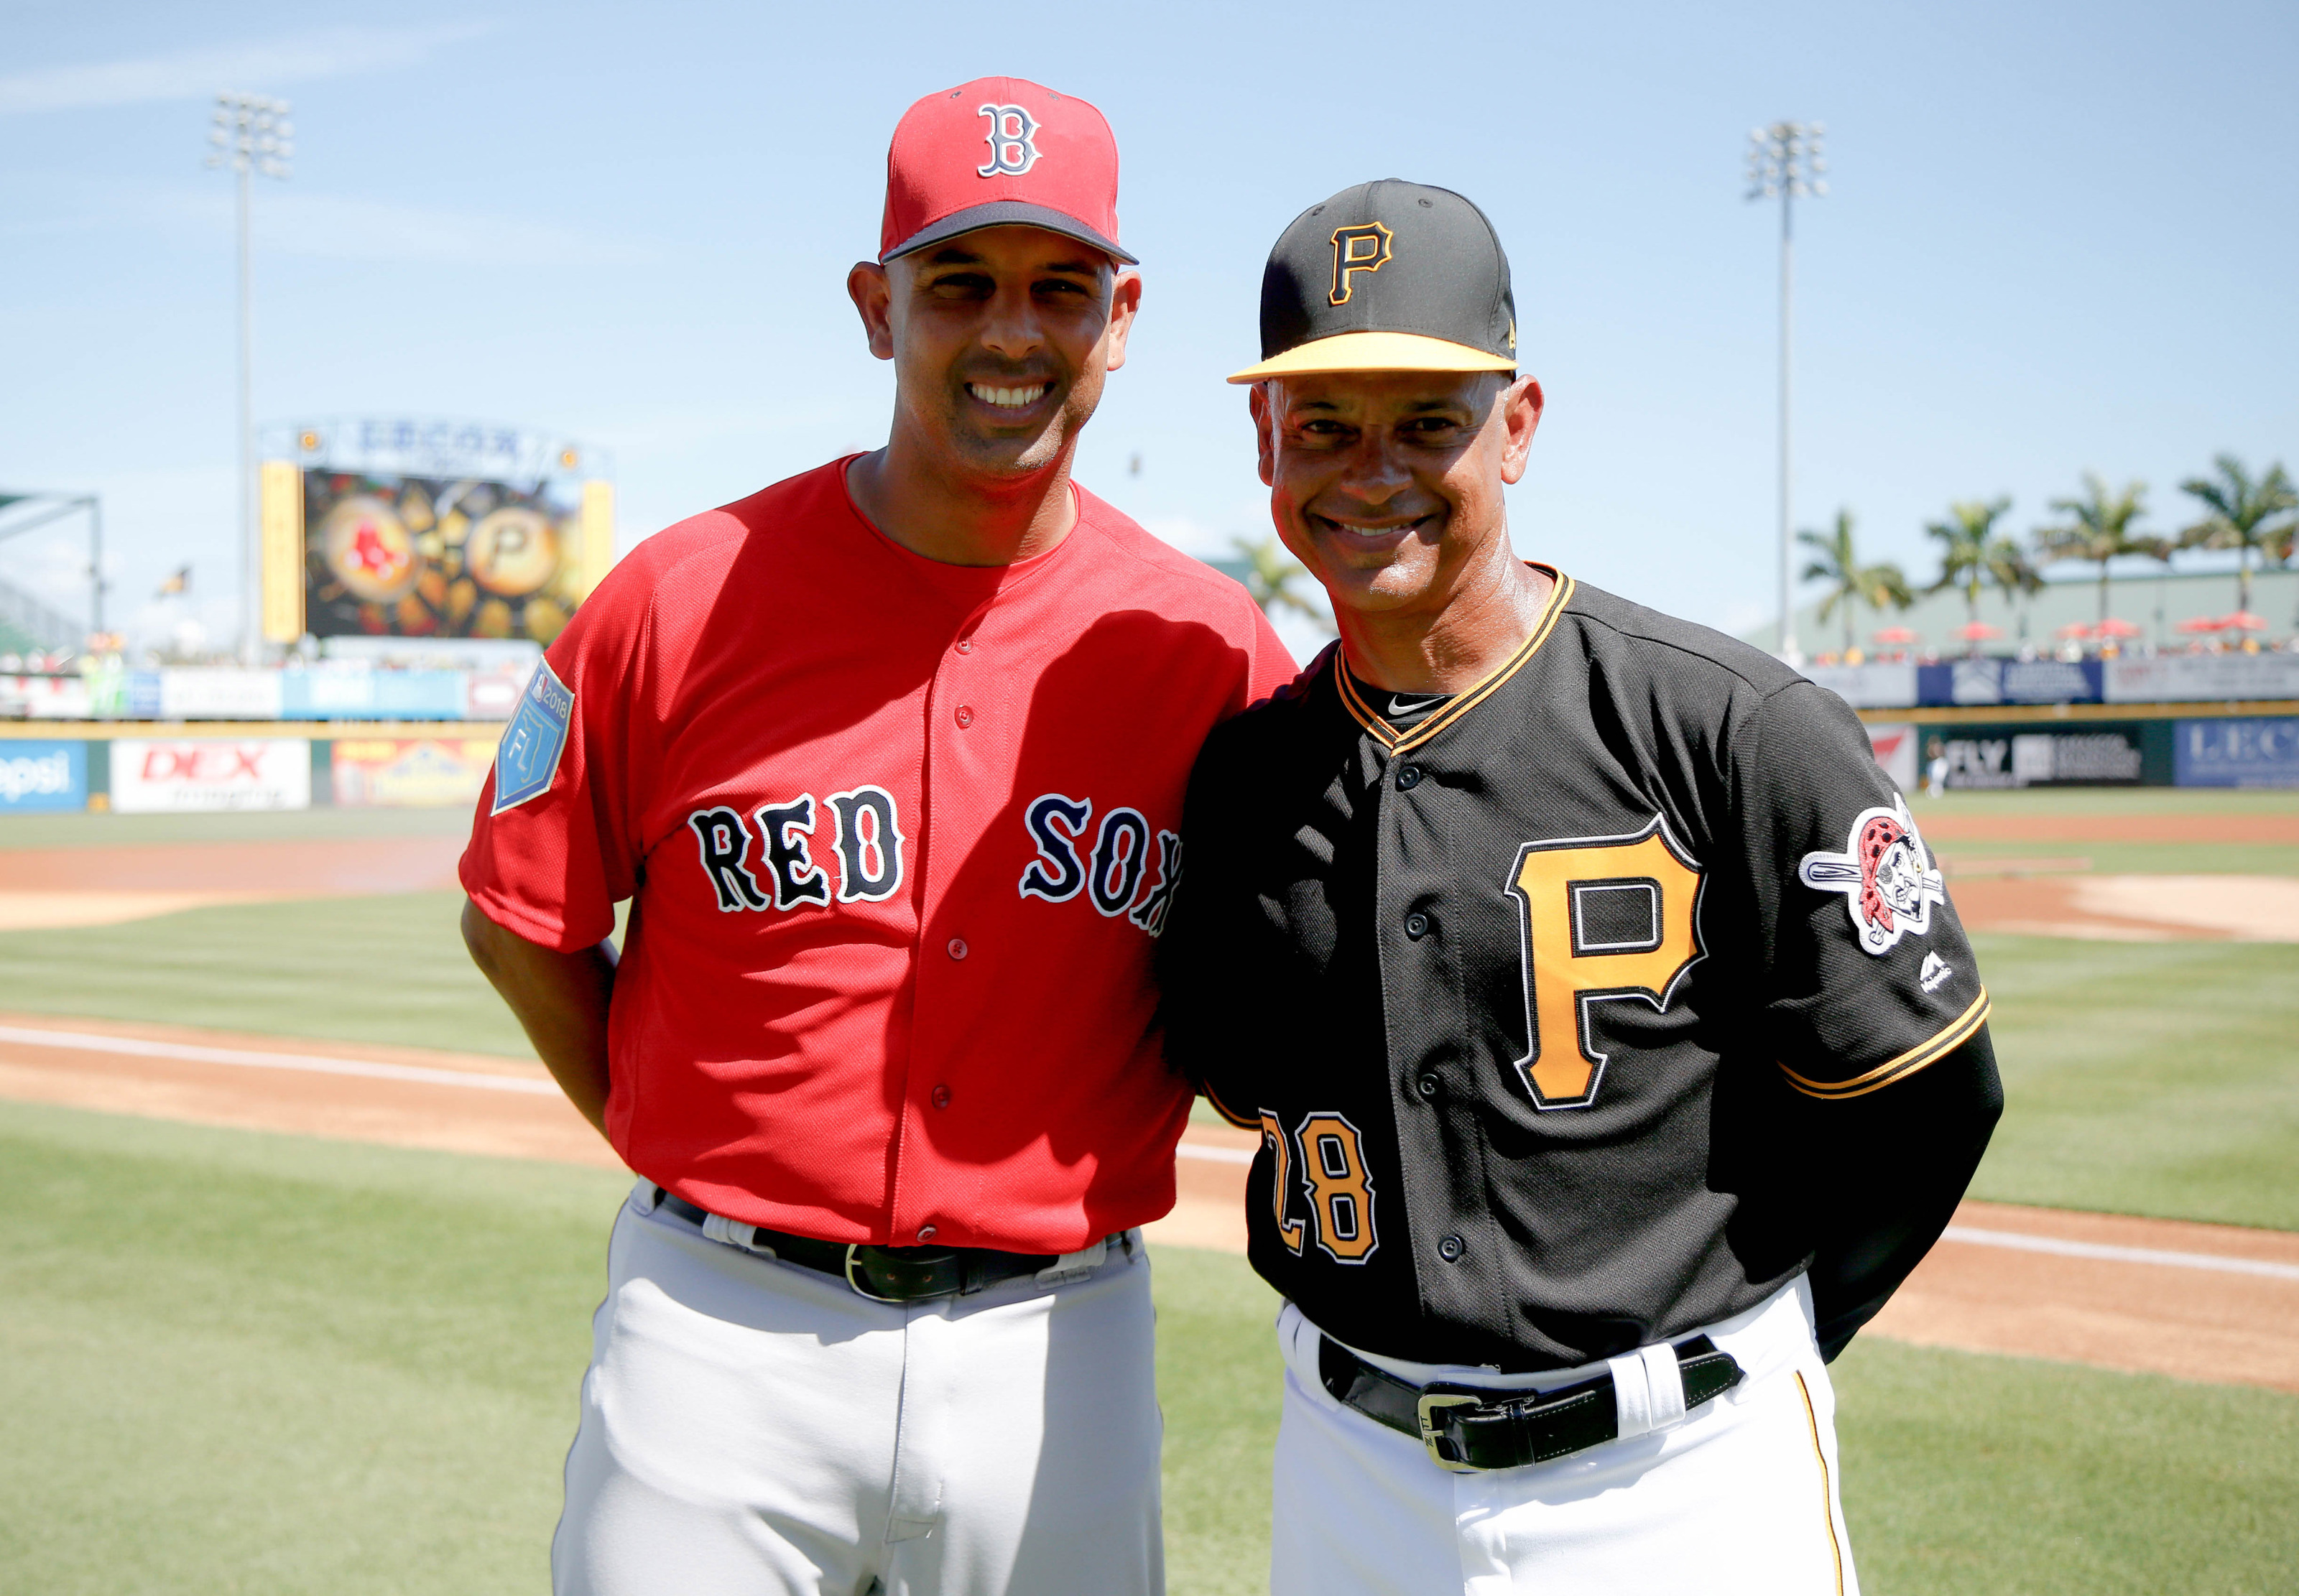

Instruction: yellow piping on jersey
[1334,570,1575,755]
[1777,988,1991,1100]
[1201,1081,1260,1130]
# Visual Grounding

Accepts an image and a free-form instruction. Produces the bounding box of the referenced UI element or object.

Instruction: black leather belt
[1319,1332,1744,1472]
[654,1190,1094,1303]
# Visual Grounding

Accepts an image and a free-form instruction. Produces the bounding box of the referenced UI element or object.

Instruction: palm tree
[1984,536,2044,641]
[1230,535,1330,630]
[2036,475,2151,626]
[1798,509,1911,654]
[1925,497,2016,630]
[2179,454,2298,615]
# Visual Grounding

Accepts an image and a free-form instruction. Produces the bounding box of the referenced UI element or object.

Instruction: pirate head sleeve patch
[1797,796,1946,956]
[1749,684,1988,1098]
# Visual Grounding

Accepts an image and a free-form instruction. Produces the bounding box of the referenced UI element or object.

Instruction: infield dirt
[0,1011,2291,1394]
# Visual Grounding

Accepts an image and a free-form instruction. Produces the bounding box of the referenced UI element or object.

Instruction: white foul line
[6,1021,2286,1281]
[1941,1225,2299,1283]
[0,1023,562,1096]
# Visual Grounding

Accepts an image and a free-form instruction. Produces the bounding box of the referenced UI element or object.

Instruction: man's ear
[1102,269,1144,374]
[1497,373,1544,486]
[847,261,894,362]
[1248,381,1276,487]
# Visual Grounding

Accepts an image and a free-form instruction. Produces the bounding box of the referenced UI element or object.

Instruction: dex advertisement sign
[110,739,311,813]
[0,741,87,812]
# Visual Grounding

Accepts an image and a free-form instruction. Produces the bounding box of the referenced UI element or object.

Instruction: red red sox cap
[879,77,1136,266]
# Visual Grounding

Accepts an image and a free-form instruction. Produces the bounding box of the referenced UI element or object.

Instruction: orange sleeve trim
[1201,1080,1261,1129]
[1778,988,1990,1101]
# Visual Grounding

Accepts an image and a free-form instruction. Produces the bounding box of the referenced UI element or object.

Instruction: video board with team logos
[301,470,591,644]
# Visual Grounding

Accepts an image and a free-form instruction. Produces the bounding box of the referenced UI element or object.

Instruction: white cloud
[0,22,499,116]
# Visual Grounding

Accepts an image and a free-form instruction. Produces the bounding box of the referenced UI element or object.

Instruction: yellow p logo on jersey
[1504,815,1708,1110]
[1328,222,1394,305]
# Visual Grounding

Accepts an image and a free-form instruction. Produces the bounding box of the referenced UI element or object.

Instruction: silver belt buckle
[1415,1388,1484,1473]
[843,1243,907,1304]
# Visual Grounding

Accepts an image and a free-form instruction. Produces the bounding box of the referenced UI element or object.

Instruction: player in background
[461,79,1292,1596]
[1160,180,2002,1595]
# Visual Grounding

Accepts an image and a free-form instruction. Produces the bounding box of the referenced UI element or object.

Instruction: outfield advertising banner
[1936,720,2173,789]
[331,737,498,807]
[2106,654,2299,703]
[0,741,88,812]
[110,739,312,812]
[1864,723,1920,789]
[279,669,469,720]
[302,470,594,644]
[2173,717,2299,787]
[1918,658,2104,707]
[1802,662,1920,710]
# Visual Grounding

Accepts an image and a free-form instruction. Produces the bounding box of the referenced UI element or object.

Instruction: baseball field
[1,789,2295,1593]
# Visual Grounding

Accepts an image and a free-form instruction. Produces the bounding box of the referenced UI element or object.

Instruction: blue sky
[4,0,2295,654]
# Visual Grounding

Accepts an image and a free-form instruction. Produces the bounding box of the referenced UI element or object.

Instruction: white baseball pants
[552,1180,1164,1596]
[1270,1277,1859,1596]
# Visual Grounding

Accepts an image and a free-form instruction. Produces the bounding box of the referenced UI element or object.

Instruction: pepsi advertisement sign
[0,741,86,812]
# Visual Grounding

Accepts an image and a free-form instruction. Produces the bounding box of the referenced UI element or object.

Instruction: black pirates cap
[1229,179,1517,383]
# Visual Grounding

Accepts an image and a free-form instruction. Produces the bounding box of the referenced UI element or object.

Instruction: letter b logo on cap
[1328,222,1394,306]
[977,103,1041,177]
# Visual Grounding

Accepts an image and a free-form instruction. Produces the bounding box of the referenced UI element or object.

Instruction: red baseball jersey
[461,458,1295,1253]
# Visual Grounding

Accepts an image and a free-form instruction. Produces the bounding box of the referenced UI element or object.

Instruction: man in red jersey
[459,78,1292,1596]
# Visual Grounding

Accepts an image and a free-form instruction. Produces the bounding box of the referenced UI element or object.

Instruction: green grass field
[1,788,2294,1592]
[1,885,2292,1230]
[0,1102,2290,1596]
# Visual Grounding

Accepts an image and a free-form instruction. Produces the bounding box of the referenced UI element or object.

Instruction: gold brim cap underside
[1226,330,1517,384]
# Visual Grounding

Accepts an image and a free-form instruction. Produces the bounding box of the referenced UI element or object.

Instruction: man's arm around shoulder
[461,899,618,1139]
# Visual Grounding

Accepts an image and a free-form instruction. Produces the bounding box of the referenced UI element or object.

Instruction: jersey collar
[1333,567,1575,756]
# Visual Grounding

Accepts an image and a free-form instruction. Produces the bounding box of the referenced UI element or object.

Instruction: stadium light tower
[1746,120,1825,664]
[206,91,293,662]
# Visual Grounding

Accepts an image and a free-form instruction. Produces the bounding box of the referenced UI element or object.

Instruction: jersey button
[1405,911,1430,939]
[955,639,974,654]
[1396,764,1423,790]
[917,1225,938,1242]
[1438,1235,1465,1262]
[1416,1073,1441,1099]
[955,705,974,728]
[947,937,968,960]
[931,1085,951,1109]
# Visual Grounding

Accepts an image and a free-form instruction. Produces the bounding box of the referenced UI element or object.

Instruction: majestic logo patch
[1919,951,1953,993]
[1328,221,1394,306]
[976,103,1041,177]
[490,660,573,814]
[1798,797,1946,955]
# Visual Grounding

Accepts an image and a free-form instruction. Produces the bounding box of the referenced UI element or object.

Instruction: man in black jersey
[1160,180,2002,1595]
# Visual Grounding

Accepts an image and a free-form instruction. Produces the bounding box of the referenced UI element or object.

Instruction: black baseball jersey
[1160,572,1994,1371]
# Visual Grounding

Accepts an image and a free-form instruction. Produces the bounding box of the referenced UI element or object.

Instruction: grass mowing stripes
[4,893,2293,1232]
[0,890,537,1059]
[1968,932,2299,1230]
[1,1102,2293,1595]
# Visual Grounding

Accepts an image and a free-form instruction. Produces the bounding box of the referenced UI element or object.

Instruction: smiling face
[1250,368,1542,622]
[851,224,1139,485]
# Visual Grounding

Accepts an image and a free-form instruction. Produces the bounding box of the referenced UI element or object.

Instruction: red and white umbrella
[1871,625,1920,645]
[2096,617,2143,639]
[1953,621,2003,641]
[2177,615,2227,634]
[2221,611,2269,632]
